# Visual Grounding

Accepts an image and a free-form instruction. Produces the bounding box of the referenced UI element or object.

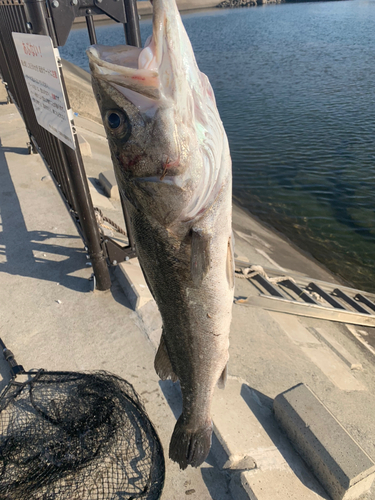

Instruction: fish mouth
[87,0,192,106]
[87,0,230,223]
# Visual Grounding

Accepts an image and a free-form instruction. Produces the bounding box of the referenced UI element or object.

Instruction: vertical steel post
[85,14,97,45]
[62,141,111,290]
[120,196,136,251]
[124,0,141,48]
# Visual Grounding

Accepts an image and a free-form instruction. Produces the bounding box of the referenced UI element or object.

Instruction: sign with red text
[12,33,75,150]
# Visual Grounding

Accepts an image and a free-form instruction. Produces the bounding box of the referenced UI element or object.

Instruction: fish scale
[88,0,233,469]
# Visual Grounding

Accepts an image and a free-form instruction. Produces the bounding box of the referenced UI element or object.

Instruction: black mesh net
[0,370,165,500]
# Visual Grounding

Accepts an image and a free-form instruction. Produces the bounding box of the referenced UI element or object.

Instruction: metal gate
[0,0,141,290]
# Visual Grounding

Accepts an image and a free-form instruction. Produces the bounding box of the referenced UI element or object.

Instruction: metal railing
[0,0,141,290]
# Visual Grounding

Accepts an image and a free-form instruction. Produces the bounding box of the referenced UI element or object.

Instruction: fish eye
[105,110,132,141]
[107,112,121,129]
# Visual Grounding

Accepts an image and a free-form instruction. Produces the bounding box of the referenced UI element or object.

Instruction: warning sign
[12,33,76,150]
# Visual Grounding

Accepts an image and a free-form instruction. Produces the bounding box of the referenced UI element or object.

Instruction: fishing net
[0,370,165,500]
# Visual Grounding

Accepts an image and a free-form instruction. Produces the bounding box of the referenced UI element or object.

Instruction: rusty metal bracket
[102,238,136,265]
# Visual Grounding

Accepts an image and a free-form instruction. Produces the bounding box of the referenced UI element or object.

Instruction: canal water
[60,0,375,292]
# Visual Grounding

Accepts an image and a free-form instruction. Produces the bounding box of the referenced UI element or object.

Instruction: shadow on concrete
[0,354,12,394]
[0,336,27,393]
[241,384,330,499]
[0,140,90,292]
[109,270,132,310]
[159,379,234,500]
[159,380,182,420]
[1,145,28,155]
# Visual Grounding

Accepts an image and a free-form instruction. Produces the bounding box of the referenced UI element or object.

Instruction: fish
[87,0,234,470]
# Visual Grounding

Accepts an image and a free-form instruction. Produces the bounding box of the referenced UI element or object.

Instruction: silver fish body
[87,0,234,470]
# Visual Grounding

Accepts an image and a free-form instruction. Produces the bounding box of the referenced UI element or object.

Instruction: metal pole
[63,140,111,291]
[120,195,135,251]
[124,0,141,48]
[85,14,97,45]
[0,338,25,377]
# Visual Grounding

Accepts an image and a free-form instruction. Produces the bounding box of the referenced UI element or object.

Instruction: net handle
[0,338,25,378]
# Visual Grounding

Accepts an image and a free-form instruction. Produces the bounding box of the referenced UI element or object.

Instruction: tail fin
[169,416,212,470]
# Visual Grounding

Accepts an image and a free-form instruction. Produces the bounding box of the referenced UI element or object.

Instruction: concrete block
[115,260,153,311]
[229,472,256,500]
[233,469,328,500]
[88,179,114,210]
[274,383,375,500]
[212,378,286,470]
[99,170,120,200]
[77,133,92,157]
[310,328,362,371]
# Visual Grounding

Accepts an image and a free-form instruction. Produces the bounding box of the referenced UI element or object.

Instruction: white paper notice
[12,32,76,150]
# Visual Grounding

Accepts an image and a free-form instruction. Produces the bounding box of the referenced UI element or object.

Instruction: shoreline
[72,0,346,26]
[73,1,219,26]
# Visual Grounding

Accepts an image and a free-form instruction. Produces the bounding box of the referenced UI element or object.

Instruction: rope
[235,264,296,285]
[235,264,325,302]
[94,207,127,237]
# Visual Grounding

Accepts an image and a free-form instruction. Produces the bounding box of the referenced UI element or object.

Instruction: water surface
[61,1,375,291]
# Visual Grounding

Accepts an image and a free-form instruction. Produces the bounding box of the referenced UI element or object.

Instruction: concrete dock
[1,63,375,499]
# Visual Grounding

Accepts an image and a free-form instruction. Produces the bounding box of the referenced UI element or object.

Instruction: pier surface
[1,64,375,499]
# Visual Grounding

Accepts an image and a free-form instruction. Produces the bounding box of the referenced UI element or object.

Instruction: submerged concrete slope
[2,56,375,500]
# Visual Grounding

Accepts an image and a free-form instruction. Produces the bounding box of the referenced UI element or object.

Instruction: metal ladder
[234,260,375,328]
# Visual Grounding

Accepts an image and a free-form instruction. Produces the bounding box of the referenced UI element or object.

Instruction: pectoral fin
[190,228,211,287]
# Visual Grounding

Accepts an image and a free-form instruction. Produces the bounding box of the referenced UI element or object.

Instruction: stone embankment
[218,0,282,7]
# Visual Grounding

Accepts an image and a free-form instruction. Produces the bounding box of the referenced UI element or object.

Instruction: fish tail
[169,416,212,470]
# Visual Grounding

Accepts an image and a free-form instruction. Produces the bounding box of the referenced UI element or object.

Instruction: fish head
[87,0,230,226]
